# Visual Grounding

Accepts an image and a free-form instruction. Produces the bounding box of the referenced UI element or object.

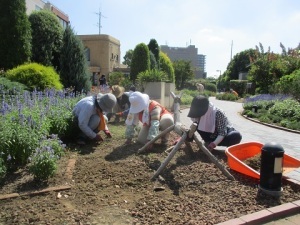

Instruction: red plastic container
[225,142,300,180]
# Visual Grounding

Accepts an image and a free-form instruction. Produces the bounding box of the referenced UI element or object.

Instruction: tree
[122,49,133,67]
[225,49,256,81]
[59,25,91,93]
[148,39,160,65]
[130,43,150,81]
[0,0,31,70]
[149,51,158,69]
[29,10,63,69]
[159,52,175,82]
[173,60,194,90]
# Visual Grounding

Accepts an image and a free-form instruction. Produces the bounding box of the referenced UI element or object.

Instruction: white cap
[129,91,149,114]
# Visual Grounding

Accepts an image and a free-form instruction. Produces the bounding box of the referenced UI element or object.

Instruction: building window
[84,47,90,61]
[35,5,42,11]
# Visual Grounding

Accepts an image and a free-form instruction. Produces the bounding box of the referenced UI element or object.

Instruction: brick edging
[215,200,300,225]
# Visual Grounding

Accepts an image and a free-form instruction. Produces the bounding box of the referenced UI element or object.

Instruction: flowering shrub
[29,134,66,181]
[242,94,300,131]
[0,87,85,179]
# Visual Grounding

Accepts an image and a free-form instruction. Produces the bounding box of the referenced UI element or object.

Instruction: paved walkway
[179,97,300,225]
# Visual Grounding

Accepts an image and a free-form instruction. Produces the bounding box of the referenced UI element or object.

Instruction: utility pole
[230,40,233,60]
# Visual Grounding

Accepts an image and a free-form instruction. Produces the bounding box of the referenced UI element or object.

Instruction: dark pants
[198,128,242,147]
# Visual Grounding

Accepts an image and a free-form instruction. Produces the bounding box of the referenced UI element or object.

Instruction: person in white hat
[72,93,117,145]
[125,91,174,150]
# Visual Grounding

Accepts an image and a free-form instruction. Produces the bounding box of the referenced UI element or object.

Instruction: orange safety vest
[138,100,171,125]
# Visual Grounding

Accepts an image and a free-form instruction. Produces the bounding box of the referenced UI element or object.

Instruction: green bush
[204,82,217,93]
[0,157,6,180]
[5,63,63,91]
[0,77,28,94]
[216,92,239,101]
[29,147,58,181]
[269,99,300,121]
[108,72,125,86]
[242,95,300,131]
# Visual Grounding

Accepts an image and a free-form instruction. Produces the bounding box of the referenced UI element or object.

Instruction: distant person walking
[99,74,107,93]
[196,83,204,93]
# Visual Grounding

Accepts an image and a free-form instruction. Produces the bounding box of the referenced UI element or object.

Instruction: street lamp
[216,70,221,92]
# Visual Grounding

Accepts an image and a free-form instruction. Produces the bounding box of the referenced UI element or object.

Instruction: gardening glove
[185,130,194,142]
[93,134,104,142]
[207,142,216,151]
[104,130,112,138]
[173,137,181,145]
[116,112,123,117]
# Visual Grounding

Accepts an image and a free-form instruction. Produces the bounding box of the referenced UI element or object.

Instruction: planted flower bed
[0,88,84,181]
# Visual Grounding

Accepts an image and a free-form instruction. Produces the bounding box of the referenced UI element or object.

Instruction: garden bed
[1,121,300,225]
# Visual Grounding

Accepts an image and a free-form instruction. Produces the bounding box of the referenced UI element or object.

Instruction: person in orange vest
[124,91,174,150]
[230,88,239,97]
[72,93,117,145]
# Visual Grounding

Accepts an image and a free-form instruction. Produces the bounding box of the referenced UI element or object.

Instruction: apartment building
[25,0,69,28]
[25,1,124,85]
[160,45,206,79]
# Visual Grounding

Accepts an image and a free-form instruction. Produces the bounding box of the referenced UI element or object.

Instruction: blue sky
[48,0,300,77]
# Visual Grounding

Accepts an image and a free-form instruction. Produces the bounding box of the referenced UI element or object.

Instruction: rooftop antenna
[95,8,106,34]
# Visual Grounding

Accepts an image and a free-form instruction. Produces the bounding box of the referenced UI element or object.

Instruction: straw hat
[97,93,117,112]
[111,85,125,98]
[129,91,149,114]
[187,95,209,118]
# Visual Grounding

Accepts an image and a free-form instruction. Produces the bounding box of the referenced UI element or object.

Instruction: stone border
[0,155,77,201]
[241,114,300,134]
[216,200,300,225]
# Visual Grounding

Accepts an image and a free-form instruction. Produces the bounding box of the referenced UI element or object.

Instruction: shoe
[77,138,86,145]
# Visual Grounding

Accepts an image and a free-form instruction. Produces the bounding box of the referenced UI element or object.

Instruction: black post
[259,142,284,196]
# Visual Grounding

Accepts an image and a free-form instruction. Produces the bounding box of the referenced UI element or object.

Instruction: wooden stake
[193,134,235,180]
[151,132,187,180]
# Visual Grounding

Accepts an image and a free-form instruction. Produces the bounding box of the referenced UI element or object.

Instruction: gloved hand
[173,137,181,145]
[207,142,216,151]
[116,112,123,117]
[104,130,112,138]
[185,130,194,142]
[93,134,103,142]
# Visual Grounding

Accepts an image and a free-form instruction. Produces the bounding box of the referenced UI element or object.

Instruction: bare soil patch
[1,120,300,225]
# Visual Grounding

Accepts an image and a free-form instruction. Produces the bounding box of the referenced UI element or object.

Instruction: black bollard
[252,105,258,113]
[258,142,284,196]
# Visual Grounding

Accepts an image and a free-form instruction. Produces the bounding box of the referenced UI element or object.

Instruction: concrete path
[179,97,300,225]
[179,97,300,181]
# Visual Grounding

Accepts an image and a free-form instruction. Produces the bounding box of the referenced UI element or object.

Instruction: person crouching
[187,95,242,151]
[72,93,117,145]
[125,92,174,150]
